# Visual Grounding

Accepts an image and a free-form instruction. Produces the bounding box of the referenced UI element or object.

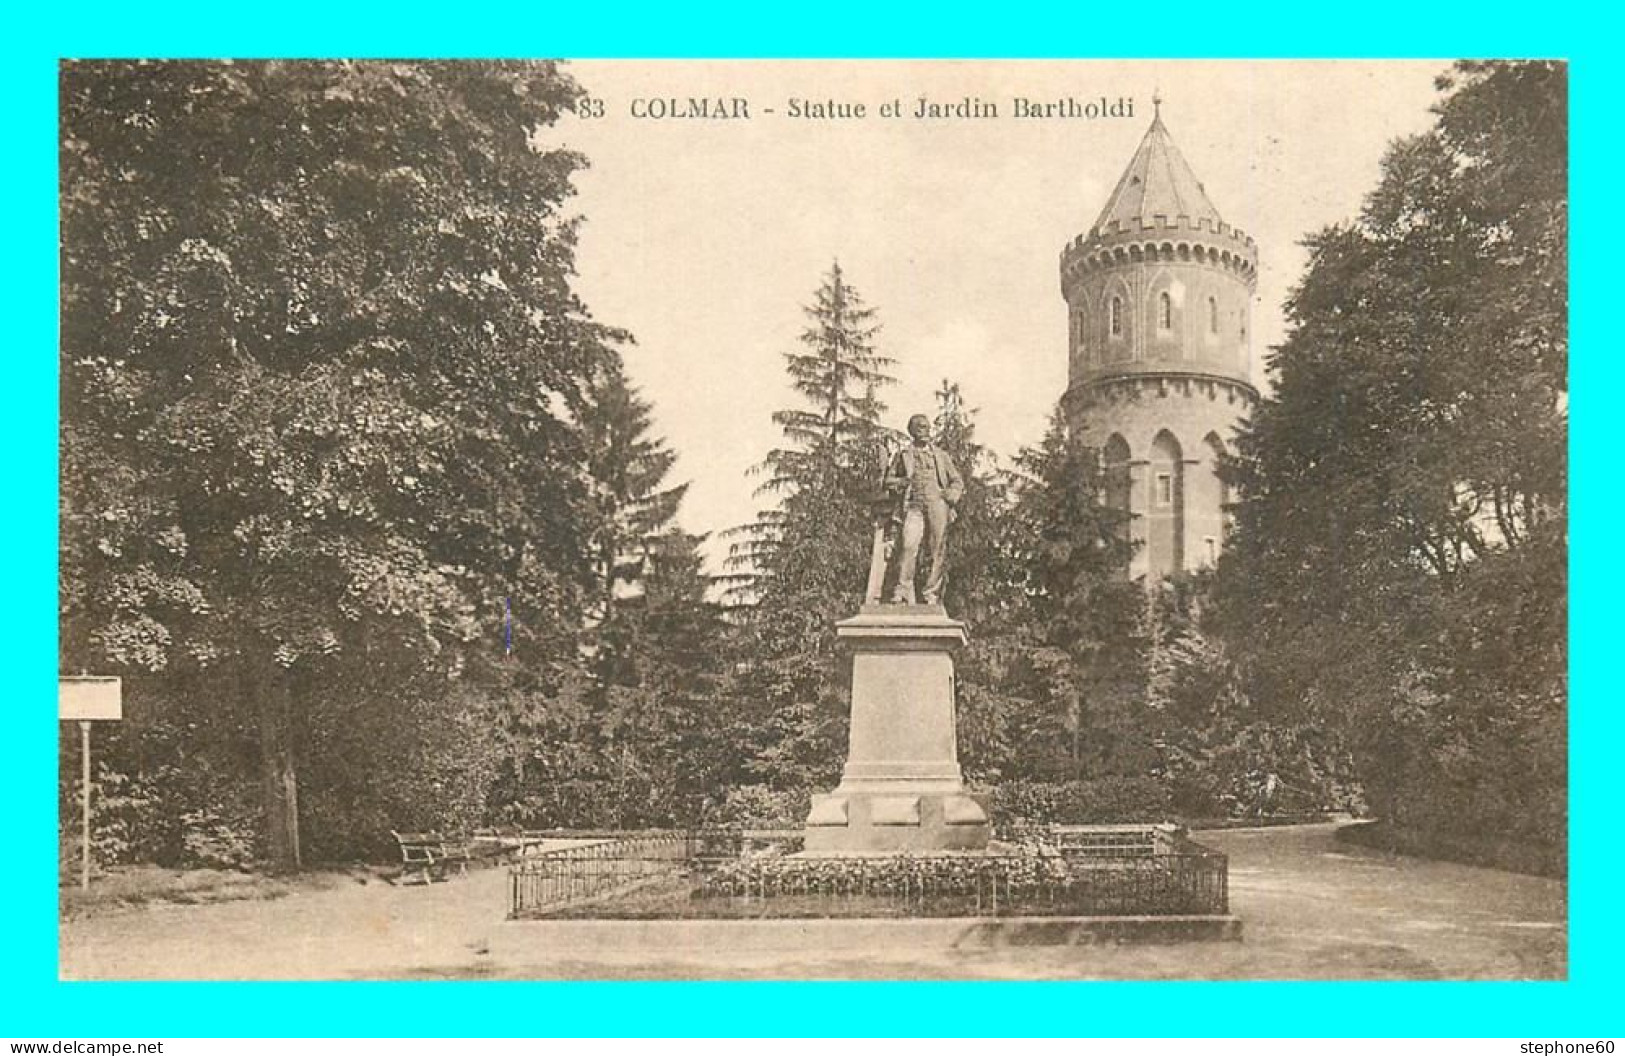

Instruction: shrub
[987,777,1172,831]
[58,765,162,879]
[179,807,260,870]
[58,758,267,875]
[299,683,503,861]
[705,785,812,829]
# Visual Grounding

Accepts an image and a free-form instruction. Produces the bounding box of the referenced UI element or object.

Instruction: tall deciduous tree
[1215,60,1566,858]
[60,61,620,869]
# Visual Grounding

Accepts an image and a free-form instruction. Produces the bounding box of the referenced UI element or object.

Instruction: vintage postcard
[57,59,1566,982]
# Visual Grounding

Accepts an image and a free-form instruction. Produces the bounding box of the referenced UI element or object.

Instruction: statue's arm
[882,450,908,494]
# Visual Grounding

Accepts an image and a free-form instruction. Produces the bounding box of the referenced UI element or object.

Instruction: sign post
[59,676,123,889]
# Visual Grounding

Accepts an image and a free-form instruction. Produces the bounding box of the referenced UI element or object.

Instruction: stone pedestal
[803,605,991,853]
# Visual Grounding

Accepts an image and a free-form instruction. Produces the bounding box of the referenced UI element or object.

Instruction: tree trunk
[256,667,302,873]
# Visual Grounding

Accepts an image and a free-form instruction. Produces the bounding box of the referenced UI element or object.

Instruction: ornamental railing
[508,826,1227,920]
[506,832,694,915]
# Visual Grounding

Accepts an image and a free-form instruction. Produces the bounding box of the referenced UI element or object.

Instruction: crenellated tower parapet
[1061,214,1258,289]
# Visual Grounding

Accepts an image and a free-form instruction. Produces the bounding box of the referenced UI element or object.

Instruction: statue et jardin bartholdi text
[806,415,990,852]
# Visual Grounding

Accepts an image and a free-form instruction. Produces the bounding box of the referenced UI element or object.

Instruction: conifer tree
[1002,409,1148,779]
[579,360,690,682]
[725,263,896,788]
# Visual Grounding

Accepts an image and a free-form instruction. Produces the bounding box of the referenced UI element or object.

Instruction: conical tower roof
[1092,103,1223,232]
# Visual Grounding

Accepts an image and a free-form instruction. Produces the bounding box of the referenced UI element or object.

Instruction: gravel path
[58,824,1565,981]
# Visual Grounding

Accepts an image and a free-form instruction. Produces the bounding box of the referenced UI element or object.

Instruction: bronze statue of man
[881,414,964,606]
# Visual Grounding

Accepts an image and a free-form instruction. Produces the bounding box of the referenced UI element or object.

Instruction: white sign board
[60,676,123,721]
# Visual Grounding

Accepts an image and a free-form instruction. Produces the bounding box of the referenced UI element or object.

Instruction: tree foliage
[991,409,1150,782]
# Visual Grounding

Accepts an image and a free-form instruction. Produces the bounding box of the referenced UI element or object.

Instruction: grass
[58,863,385,920]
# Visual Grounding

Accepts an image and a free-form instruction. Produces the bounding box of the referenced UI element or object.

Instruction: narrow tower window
[1158,291,1173,331]
[1110,296,1123,336]
[1208,296,1219,334]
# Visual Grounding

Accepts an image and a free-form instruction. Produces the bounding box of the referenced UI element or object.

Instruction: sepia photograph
[56,58,1567,984]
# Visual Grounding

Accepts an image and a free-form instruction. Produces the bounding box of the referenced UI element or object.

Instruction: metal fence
[507,832,696,914]
[509,826,1227,919]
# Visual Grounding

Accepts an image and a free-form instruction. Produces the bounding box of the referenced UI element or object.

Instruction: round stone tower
[1059,101,1259,580]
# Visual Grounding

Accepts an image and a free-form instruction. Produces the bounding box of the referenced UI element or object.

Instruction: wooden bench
[390,830,474,884]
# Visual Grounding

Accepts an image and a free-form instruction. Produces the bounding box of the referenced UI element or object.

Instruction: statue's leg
[921,499,950,604]
[891,507,924,603]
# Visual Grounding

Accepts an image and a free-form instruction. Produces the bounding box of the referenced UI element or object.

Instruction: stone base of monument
[802,605,991,854]
[803,790,991,853]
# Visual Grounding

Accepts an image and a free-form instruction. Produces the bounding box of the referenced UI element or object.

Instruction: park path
[1196,824,1565,980]
[59,845,549,981]
[58,824,1566,981]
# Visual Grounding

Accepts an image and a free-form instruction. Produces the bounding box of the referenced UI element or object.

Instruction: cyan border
[8,0,1612,1037]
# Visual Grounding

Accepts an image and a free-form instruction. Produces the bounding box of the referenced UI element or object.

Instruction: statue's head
[907,414,932,443]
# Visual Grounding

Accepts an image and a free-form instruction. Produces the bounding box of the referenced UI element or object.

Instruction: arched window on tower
[1150,430,1185,577]
[1208,296,1219,335]
[1158,291,1173,331]
[1110,296,1123,337]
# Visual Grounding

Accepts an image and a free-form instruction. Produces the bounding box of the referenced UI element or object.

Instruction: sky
[549,60,1446,569]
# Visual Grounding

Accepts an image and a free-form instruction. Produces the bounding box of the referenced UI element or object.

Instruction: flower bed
[509,826,1229,920]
